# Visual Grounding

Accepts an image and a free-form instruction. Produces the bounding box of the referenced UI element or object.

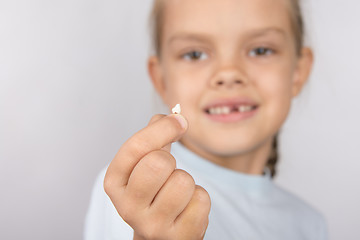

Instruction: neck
[180,138,273,176]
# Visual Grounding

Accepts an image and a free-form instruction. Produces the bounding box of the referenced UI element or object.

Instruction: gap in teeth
[208,105,255,115]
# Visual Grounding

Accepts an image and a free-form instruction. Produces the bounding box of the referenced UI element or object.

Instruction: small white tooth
[222,106,231,114]
[239,105,254,113]
[209,108,216,115]
[220,107,225,114]
[215,107,222,115]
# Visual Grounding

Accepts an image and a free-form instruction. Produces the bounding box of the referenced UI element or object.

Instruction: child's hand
[104,114,211,240]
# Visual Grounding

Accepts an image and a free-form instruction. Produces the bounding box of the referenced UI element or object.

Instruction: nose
[210,66,248,89]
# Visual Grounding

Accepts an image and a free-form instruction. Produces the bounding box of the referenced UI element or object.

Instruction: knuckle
[125,134,152,156]
[172,169,195,191]
[194,186,211,206]
[143,150,176,174]
[103,173,115,197]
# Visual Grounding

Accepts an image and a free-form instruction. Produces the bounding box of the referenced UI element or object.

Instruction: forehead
[162,0,292,40]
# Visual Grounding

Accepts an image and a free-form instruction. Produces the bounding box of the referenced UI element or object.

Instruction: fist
[104,114,211,240]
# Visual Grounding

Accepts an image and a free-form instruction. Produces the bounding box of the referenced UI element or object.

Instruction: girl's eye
[249,47,274,57]
[182,51,208,61]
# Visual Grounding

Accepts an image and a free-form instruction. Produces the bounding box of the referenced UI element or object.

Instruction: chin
[205,142,256,157]
[185,135,260,159]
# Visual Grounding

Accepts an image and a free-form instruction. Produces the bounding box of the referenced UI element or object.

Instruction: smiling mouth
[205,104,258,115]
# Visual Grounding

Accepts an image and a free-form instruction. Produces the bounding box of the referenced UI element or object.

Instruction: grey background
[1,0,359,239]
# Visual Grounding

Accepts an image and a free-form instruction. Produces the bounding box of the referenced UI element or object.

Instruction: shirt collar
[171,141,272,192]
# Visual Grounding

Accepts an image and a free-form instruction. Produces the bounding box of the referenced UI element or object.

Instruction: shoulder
[269,183,328,239]
[270,183,321,216]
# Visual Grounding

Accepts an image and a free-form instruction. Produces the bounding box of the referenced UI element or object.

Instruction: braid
[266,134,279,178]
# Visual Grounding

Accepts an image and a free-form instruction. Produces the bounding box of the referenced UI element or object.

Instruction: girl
[85,0,328,239]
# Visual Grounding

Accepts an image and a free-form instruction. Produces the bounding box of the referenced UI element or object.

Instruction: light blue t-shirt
[84,142,328,240]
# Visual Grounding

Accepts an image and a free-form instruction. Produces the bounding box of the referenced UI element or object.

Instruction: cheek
[162,73,203,113]
[253,64,294,118]
[268,80,293,130]
[266,76,293,101]
[252,60,295,99]
[162,61,207,108]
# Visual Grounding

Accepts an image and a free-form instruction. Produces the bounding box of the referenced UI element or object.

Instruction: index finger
[105,113,188,190]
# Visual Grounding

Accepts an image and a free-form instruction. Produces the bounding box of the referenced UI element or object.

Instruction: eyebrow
[168,27,287,45]
[246,27,287,38]
[168,34,212,45]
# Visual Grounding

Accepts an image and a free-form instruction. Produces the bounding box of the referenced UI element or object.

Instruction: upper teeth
[208,105,253,115]
[209,106,231,115]
[239,105,253,112]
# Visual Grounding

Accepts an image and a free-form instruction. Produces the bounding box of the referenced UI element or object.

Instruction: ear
[148,56,167,100]
[291,47,314,97]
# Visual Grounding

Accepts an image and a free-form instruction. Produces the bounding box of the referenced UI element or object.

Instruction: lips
[203,98,259,122]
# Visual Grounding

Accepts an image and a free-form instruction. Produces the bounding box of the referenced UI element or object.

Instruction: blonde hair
[149,0,305,56]
[149,0,165,56]
[149,0,306,177]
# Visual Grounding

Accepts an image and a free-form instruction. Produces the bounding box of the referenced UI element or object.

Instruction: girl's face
[149,0,313,170]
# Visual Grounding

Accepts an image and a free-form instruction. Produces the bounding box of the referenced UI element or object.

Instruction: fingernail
[172,114,188,130]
